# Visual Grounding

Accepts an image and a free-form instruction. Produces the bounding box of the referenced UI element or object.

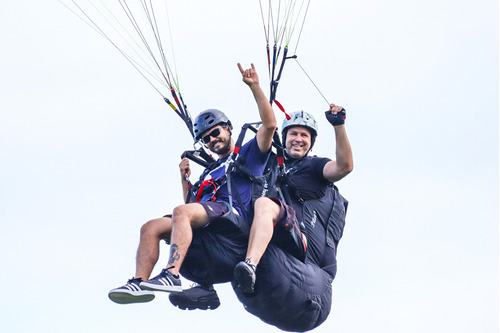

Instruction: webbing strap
[181,149,216,169]
[273,100,290,120]
[183,121,288,214]
[195,178,218,202]
[233,122,261,160]
[226,122,263,213]
[184,172,193,204]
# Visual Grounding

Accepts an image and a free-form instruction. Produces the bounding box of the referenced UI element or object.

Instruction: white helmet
[281,111,318,147]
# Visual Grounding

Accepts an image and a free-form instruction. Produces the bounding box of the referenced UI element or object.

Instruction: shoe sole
[169,294,220,310]
[108,291,155,304]
[234,263,255,293]
[139,282,182,293]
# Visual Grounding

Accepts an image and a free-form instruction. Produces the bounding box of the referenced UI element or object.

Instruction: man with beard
[165,107,353,332]
[108,63,276,305]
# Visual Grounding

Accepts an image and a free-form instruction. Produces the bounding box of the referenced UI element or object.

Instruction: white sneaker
[108,277,155,304]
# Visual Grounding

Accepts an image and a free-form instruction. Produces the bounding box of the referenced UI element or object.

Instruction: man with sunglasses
[108,63,276,306]
[167,107,353,332]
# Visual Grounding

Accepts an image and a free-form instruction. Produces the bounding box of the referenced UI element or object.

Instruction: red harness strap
[273,100,290,120]
[195,178,218,202]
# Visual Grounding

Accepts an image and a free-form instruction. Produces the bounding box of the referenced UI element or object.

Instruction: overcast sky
[0,1,498,332]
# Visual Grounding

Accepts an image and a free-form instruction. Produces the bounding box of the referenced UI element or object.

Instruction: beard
[209,138,231,155]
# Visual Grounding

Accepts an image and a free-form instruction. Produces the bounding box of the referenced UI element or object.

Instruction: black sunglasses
[201,126,225,144]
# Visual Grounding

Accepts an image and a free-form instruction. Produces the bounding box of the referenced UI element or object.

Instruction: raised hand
[238,63,259,87]
[325,103,346,126]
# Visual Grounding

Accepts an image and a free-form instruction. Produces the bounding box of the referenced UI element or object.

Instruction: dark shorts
[181,210,249,285]
[164,202,249,286]
[163,201,230,224]
[270,197,298,229]
[199,201,230,223]
[268,197,306,262]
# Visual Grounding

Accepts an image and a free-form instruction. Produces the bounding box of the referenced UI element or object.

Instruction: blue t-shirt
[200,137,269,218]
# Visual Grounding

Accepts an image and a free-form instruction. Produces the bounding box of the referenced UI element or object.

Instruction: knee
[254,197,279,220]
[140,218,168,237]
[172,205,192,223]
[255,197,277,213]
[254,197,273,210]
[140,219,156,237]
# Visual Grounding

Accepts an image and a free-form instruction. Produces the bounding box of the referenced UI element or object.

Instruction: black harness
[181,121,348,264]
[181,122,276,220]
[181,121,313,212]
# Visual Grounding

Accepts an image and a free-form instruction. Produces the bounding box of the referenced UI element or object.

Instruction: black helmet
[193,109,232,140]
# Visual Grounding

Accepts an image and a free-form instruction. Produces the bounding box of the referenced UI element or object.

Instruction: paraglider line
[295,59,330,106]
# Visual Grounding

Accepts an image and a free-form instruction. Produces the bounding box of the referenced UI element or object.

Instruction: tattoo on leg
[167,244,181,266]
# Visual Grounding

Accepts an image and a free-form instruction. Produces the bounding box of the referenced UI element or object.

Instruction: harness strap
[233,122,261,158]
[231,160,263,185]
[188,160,222,203]
[181,148,216,169]
[273,100,291,120]
[225,166,251,220]
[195,178,215,202]
[224,122,262,213]
[184,172,193,204]
[182,122,285,215]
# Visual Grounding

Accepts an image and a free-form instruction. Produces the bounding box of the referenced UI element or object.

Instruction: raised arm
[323,104,354,183]
[238,63,276,153]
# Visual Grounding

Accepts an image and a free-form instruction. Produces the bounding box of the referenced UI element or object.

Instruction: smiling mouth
[210,139,222,146]
[209,139,224,149]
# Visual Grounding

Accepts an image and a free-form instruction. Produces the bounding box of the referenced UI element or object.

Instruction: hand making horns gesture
[238,63,260,87]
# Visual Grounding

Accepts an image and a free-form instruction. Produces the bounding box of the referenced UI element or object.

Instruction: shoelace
[127,277,142,284]
[244,258,256,272]
[161,266,176,276]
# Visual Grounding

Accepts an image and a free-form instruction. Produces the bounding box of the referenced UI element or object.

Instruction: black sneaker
[108,277,155,304]
[169,284,221,310]
[234,258,257,293]
[140,268,182,292]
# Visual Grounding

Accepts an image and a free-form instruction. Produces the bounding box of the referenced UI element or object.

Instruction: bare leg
[135,217,172,280]
[167,203,210,276]
[246,197,280,265]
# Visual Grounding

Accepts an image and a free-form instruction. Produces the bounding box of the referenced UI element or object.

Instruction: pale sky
[0,1,498,332]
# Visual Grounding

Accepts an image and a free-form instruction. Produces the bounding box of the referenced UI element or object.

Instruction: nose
[207,133,220,144]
